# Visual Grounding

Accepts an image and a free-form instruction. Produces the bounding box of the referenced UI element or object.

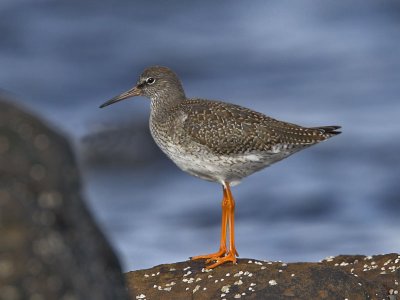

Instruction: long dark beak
[99,86,141,108]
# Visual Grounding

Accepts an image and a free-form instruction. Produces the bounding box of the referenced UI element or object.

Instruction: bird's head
[99,66,185,108]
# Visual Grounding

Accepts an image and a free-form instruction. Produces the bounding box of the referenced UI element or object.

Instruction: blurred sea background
[1,0,400,271]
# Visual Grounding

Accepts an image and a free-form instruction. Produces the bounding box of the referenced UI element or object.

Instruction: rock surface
[0,98,129,300]
[126,254,400,300]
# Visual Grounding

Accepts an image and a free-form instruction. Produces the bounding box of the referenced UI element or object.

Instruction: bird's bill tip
[99,86,141,108]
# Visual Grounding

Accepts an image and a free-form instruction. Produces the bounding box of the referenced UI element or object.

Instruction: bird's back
[178,98,340,156]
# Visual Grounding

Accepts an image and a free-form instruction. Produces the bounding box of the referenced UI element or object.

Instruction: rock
[126,254,400,299]
[0,98,129,300]
[80,122,162,168]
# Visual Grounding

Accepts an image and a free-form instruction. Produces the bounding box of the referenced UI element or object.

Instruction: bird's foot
[205,251,237,269]
[191,248,239,269]
[190,247,227,262]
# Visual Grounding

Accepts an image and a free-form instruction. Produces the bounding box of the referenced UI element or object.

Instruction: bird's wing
[180,99,338,155]
[180,99,278,155]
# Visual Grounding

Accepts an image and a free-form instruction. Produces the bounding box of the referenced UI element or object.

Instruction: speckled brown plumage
[179,99,340,155]
[101,65,341,185]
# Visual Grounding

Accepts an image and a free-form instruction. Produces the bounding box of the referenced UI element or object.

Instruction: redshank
[99,66,341,269]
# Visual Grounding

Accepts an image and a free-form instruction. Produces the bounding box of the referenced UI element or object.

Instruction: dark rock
[126,254,400,299]
[80,122,163,168]
[0,98,129,300]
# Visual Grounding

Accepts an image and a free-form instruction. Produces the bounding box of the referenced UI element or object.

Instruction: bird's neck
[150,91,185,119]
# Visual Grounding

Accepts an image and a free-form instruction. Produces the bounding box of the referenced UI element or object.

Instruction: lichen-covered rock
[126,254,400,299]
[0,98,129,300]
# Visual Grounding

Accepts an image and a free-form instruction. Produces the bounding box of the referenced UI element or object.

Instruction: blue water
[1,0,400,271]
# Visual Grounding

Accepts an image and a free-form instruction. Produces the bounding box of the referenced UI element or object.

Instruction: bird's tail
[312,125,342,137]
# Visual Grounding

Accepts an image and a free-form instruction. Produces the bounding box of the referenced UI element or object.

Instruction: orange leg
[191,187,228,261]
[191,182,239,269]
[206,182,238,269]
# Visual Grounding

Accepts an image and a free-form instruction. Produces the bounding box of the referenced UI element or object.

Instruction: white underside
[160,142,293,186]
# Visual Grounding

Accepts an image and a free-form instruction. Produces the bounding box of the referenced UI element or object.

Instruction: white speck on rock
[291,274,295,277]
[193,285,200,294]
[136,294,146,299]
[250,283,256,286]
[234,294,241,298]
[144,274,149,278]
[183,266,191,271]
[169,268,176,271]
[234,280,243,285]
[221,285,231,293]
[269,280,277,286]
[261,266,267,270]
[324,256,335,262]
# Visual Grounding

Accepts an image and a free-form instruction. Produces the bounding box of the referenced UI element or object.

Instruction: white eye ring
[146,77,155,85]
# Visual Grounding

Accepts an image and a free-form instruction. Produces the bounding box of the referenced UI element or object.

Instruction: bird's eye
[146,77,155,85]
